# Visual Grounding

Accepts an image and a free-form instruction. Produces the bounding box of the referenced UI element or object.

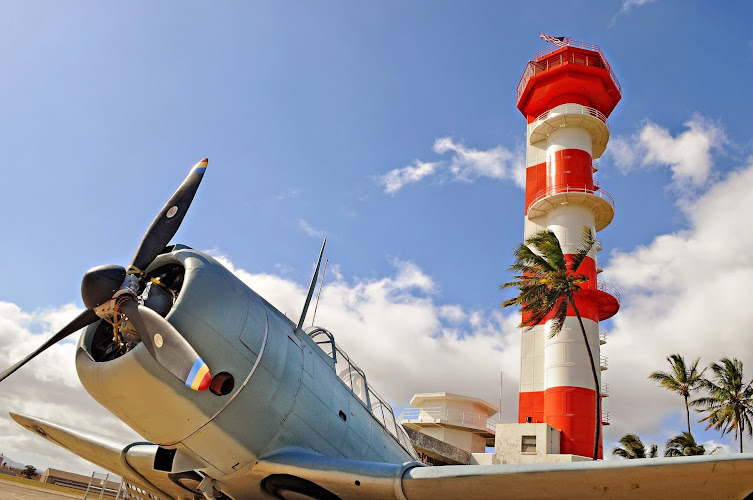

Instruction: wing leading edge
[13,412,753,500]
[256,449,753,500]
[9,412,185,499]
[402,455,753,499]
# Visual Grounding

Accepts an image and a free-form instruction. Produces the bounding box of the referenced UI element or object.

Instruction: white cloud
[379,137,524,195]
[298,218,327,238]
[439,305,466,323]
[0,302,139,474]
[621,0,658,13]
[380,160,439,195]
[601,155,753,451]
[433,137,526,188]
[609,114,726,191]
[611,0,657,24]
[704,440,732,456]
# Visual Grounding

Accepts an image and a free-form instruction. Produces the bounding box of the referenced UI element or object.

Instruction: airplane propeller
[0,159,212,391]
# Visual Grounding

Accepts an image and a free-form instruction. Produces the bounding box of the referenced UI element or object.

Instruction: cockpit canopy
[306,327,414,455]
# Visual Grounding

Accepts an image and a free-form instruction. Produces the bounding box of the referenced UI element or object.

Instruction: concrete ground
[0,477,82,500]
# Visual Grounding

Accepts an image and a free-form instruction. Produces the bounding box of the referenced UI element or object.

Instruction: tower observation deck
[515,38,621,459]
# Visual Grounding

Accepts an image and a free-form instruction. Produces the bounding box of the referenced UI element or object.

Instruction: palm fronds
[648,354,705,434]
[693,357,753,453]
[664,432,705,457]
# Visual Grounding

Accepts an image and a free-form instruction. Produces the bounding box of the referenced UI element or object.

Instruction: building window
[521,435,537,454]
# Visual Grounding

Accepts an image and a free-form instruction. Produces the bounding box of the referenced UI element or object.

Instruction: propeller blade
[128,158,209,275]
[0,309,98,383]
[118,300,211,391]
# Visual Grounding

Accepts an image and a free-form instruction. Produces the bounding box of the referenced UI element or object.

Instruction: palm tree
[693,357,753,453]
[664,431,706,457]
[501,228,600,460]
[648,354,706,434]
[612,434,658,459]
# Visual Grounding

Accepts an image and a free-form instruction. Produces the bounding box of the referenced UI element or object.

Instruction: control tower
[515,37,621,459]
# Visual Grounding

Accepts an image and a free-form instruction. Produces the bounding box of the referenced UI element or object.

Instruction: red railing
[527,183,614,215]
[596,281,620,304]
[517,39,622,104]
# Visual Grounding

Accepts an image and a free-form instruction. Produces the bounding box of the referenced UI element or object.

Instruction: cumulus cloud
[434,137,526,187]
[601,155,753,451]
[379,137,524,195]
[609,114,726,191]
[0,302,140,474]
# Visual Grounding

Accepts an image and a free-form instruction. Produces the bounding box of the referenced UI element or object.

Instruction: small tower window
[522,435,537,454]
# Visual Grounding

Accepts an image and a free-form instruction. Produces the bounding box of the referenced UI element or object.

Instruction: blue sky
[2,0,753,472]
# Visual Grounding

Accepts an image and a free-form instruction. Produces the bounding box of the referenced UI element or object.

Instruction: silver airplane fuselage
[75,245,417,498]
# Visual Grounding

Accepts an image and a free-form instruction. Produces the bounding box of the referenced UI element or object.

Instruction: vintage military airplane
[3,159,753,499]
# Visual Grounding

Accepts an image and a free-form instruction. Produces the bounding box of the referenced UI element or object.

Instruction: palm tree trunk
[739,409,744,453]
[684,395,691,435]
[572,302,600,461]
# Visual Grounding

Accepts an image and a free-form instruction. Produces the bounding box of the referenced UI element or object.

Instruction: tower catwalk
[515,39,621,459]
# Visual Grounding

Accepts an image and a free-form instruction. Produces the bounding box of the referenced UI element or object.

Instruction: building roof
[409,392,499,416]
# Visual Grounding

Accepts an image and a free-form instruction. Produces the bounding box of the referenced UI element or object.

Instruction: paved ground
[0,478,82,500]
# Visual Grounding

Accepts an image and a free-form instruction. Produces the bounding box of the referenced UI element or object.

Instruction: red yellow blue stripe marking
[186,358,211,391]
[192,158,208,175]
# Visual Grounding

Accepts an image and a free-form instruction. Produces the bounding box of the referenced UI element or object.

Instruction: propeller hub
[81,265,127,310]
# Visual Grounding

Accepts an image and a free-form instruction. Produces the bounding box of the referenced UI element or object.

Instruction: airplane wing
[13,412,753,500]
[401,456,753,499]
[9,412,190,500]
[256,449,753,500]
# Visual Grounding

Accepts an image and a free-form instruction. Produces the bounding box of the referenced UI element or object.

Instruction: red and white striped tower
[515,38,621,459]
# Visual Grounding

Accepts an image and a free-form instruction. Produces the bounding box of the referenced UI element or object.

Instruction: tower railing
[602,409,611,425]
[596,281,620,304]
[601,382,609,397]
[600,355,608,370]
[533,104,609,128]
[517,39,622,103]
[527,183,614,215]
[399,407,500,434]
[599,330,607,344]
